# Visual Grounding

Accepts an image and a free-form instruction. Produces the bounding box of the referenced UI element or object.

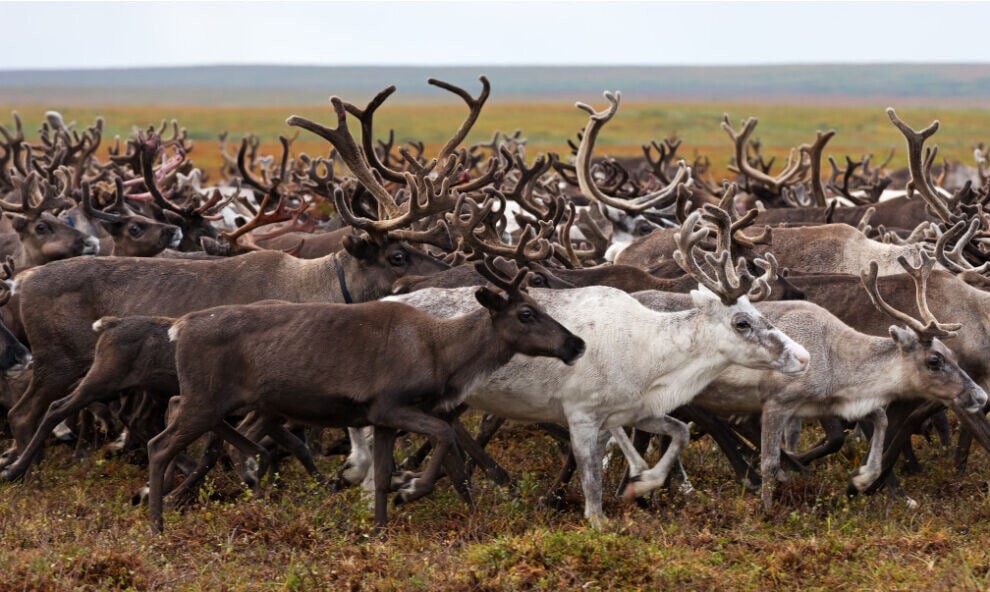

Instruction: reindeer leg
[795,417,850,466]
[760,405,791,513]
[452,417,510,487]
[372,426,397,530]
[368,405,462,508]
[567,420,605,526]
[678,406,760,489]
[2,381,131,481]
[335,427,372,488]
[267,425,327,485]
[619,416,692,502]
[850,409,887,493]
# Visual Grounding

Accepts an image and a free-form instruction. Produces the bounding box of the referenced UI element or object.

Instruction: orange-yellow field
[3,101,990,182]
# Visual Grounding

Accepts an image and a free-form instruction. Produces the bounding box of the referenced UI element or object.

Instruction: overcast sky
[2,1,987,70]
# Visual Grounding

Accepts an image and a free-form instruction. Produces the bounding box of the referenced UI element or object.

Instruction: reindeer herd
[0,76,988,535]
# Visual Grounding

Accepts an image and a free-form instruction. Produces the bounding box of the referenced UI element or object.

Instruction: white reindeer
[362,208,809,523]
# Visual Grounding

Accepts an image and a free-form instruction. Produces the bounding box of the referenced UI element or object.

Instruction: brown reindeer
[81,179,182,257]
[0,171,99,270]
[147,260,585,532]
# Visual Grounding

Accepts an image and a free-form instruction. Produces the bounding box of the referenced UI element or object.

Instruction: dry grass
[1,416,989,591]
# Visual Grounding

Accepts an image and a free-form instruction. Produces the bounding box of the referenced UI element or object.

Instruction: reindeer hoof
[340,461,366,486]
[678,481,696,496]
[131,485,150,506]
[905,497,919,510]
[621,475,646,504]
[395,478,430,506]
[850,468,877,492]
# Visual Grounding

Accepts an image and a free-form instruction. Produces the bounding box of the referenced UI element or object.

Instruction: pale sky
[1,1,987,70]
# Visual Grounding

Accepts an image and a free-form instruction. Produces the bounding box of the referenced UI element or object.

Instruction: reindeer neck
[272,251,351,303]
[430,308,512,398]
[826,334,910,405]
[641,309,738,407]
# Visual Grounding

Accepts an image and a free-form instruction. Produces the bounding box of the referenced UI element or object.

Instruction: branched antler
[934,218,990,274]
[575,92,692,214]
[886,108,955,224]
[722,114,809,193]
[672,205,775,304]
[861,252,961,342]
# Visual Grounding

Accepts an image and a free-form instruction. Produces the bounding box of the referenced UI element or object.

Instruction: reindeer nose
[782,343,810,373]
[562,336,586,365]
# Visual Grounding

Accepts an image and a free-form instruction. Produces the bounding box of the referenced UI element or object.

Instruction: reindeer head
[675,206,809,374]
[862,253,988,412]
[82,179,182,257]
[474,257,585,366]
[3,171,99,265]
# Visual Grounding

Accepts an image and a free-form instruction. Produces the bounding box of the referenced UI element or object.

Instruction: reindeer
[383,206,809,524]
[80,179,182,257]
[0,171,99,270]
[3,78,498,470]
[632,252,986,510]
[147,260,585,532]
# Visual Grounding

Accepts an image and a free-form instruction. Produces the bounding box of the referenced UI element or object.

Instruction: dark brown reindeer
[0,309,323,494]
[148,260,585,532]
[0,171,99,270]
[5,188,450,469]
[81,179,182,257]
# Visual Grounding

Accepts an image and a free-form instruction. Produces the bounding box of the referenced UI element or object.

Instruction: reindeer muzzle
[956,385,988,415]
[560,336,586,366]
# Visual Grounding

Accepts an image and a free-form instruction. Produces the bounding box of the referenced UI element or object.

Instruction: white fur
[381,285,807,522]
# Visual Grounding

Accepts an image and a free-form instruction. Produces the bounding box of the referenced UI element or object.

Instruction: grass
[1,417,989,591]
[3,101,990,185]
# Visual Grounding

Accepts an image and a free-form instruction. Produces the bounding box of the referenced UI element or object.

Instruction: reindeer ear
[6,213,28,233]
[475,287,508,313]
[161,209,186,227]
[98,220,127,237]
[689,285,719,311]
[889,325,921,352]
[343,235,378,262]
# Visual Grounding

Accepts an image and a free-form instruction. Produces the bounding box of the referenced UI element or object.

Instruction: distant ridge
[1,64,989,107]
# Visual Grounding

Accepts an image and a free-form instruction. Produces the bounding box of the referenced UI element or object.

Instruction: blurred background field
[3,65,990,181]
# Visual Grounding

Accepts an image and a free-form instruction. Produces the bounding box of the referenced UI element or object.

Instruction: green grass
[1,418,989,591]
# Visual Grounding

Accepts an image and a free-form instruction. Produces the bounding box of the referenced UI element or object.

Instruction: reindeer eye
[389,251,409,266]
[517,307,536,323]
[529,274,546,287]
[733,317,752,332]
[926,354,944,372]
[128,224,143,237]
[34,223,49,235]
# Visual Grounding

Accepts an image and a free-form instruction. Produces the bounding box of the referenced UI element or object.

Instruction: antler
[453,190,553,263]
[722,114,809,193]
[672,205,774,305]
[288,98,401,218]
[574,92,692,214]
[807,129,836,207]
[429,76,491,166]
[220,187,302,246]
[886,108,955,224]
[934,218,990,274]
[861,252,961,341]
[474,254,529,298]
[331,169,456,234]
[82,178,126,224]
